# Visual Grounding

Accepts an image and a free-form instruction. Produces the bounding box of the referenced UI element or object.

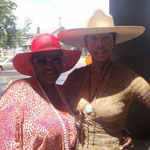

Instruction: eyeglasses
[32,56,61,65]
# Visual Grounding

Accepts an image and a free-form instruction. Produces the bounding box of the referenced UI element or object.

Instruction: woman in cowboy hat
[58,9,150,150]
[0,33,81,150]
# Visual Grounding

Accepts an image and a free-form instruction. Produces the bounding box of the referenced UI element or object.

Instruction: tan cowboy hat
[57,9,145,47]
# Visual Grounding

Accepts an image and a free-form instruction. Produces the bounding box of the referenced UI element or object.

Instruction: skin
[87,33,131,149]
[31,50,62,85]
[63,33,132,149]
[87,33,115,62]
[84,33,116,104]
[31,50,65,110]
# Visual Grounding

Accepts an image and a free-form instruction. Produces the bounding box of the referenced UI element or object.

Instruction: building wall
[109,0,150,138]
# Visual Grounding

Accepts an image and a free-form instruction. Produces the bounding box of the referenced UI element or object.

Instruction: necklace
[36,80,69,150]
[85,60,112,114]
[84,60,112,148]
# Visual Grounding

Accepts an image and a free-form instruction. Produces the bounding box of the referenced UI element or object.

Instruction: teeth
[43,71,55,75]
[46,72,55,74]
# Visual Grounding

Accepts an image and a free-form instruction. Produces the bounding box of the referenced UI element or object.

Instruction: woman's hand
[120,128,132,150]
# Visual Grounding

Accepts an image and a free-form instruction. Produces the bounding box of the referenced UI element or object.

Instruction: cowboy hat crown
[58,9,145,47]
[86,9,114,27]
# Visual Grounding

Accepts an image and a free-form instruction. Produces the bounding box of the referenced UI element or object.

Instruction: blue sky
[14,0,109,33]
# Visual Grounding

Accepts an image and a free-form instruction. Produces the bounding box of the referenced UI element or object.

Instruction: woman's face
[31,50,62,85]
[86,33,115,62]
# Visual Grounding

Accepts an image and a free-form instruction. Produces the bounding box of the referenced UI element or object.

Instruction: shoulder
[0,78,31,108]
[8,78,30,87]
[70,65,88,76]
[1,78,31,96]
[61,65,89,97]
[111,63,138,80]
[110,62,150,90]
[63,65,88,85]
[106,62,140,90]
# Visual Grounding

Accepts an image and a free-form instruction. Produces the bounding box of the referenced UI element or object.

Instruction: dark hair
[84,32,117,48]
[84,35,88,47]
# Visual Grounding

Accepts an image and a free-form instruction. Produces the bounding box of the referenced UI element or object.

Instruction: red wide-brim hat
[13,33,81,76]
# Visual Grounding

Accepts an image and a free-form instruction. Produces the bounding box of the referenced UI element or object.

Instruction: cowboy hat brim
[58,26,145,47]
[13,48,81,76]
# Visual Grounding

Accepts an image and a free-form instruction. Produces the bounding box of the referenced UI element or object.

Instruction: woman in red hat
[0,33,81,150]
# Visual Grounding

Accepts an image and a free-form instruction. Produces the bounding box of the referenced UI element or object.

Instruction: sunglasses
[32,56,62,65]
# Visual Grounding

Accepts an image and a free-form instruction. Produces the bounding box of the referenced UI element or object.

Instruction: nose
[97,39,104,49]
[42,61,55,70]
[97,38,103,47]
[46,63,55,69]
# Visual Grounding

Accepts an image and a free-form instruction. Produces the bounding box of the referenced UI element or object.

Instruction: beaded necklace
[36,79,70,150]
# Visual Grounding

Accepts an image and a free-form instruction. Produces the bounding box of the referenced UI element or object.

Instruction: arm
[129,76,150,107]
[0,80,24,149]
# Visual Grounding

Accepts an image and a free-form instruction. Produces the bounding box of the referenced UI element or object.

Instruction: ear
[84,35,88,48]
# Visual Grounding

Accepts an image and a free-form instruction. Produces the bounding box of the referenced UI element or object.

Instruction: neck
[33,76,56,93]
[33,75,56,89]
[40,82,56,91]
[36,78,58,101]
[88,58,112,102]
[91,58,111,74]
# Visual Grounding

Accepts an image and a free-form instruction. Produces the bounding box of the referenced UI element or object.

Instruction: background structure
[109,0,150,139]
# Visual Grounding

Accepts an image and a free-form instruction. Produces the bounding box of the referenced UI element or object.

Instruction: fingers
[121,137,132,150]
[121,128,132,150]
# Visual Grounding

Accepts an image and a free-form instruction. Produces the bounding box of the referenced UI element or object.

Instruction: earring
[85,54,92,65]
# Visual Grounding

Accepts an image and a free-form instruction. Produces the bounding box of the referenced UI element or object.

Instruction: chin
[96,56,110,62]
[96,58,108,62]
[44,81,56,85]
[41,78,57,85]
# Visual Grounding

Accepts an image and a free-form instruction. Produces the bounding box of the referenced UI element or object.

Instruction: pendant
[85,104,93,114]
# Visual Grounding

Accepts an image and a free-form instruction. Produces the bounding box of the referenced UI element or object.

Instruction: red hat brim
[13,49,81,76]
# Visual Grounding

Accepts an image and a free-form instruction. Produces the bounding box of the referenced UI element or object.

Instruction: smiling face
[86,33,116,62]
[31,50,63,85]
